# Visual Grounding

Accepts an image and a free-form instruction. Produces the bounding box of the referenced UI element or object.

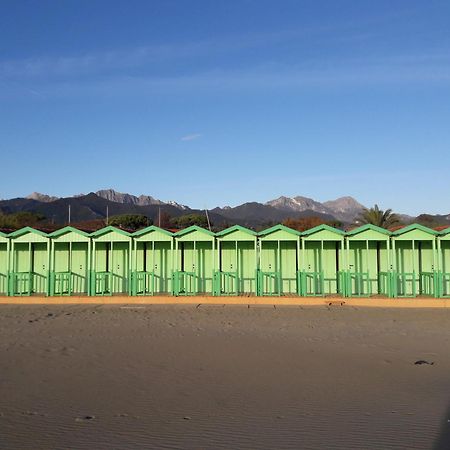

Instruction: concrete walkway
[0,296,450,308]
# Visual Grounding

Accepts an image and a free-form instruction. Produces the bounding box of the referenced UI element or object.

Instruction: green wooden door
[195,242,213,294]
[321,241,339,294]
[394,241,417,296]
[143,241,171,294]
[302,242,324,295]
[71,242,88,294]
[12,243,30,295]
[259,241,297,295]
[259,241,280,295]
[238,242,256,294]
[280,241,297,294]
[219,242,238,294]
[417,241,435,296]
[31,243,48,294]
[0,243,7,294]
[111,242,129,294]
[93,242,110,295]
[441,241,450,297]
[347,241,384,296]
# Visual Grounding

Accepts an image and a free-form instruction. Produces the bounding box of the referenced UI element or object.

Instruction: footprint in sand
[75,415,95,422]
[414,360,435,365]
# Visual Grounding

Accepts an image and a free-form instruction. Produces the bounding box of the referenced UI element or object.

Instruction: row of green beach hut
[1,223,450,298]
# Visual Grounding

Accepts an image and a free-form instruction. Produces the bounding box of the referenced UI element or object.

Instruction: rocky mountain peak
[266,195,330,214]
[323,197,365,220]
[166,200,189,210]
[95,189,163,206]
[26,192,59,203]
[264,194,366,222]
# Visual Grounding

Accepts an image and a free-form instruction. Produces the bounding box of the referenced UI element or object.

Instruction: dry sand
[0,304,449,450]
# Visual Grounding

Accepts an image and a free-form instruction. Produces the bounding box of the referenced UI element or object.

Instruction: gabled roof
[438,226,450,236]
[391,223,437,236]
[133,225,173,238]
[174,225,215,237]
[258,224,300,237]
[346,224,391,237]
[8,226,49,238]
[301,224,345,237]
[48,226,90,238]
[89,225,131,238]
[216,224,256,237]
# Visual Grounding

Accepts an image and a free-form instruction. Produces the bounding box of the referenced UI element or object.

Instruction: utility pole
[68,204,71,224]
[158,207,161,227]
[205,206,211,232]
[106,206,109,225]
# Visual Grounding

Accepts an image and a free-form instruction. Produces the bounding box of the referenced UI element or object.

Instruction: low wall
[0,296,449,308]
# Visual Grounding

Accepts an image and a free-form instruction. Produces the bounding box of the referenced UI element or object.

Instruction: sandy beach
[0,304,450,449]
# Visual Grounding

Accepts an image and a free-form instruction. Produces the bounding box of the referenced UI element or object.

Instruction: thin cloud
[0,16,403,80]
[180,133,202,142]
[0,29,314,79]
[2,54,450,101]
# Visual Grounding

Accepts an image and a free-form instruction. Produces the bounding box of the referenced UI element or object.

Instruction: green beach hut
[0,232,9,295]
[345,224,391,297]
[215,225,258,296]
[257,224,301,296]
[8,227,50,296]
[300,224,345,296]
[132,226,174,295]
[90,226,132,296]
[436,227,450,297]
[172,226,215,296]
[391,224,438,297]
[48,227,91,296]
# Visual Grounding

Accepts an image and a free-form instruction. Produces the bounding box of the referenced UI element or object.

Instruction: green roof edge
[89,225,131,238]
[346,224,391,237]
[216,224,257,237]
[392,223,437,236]
[8,226,49,238]
[132,225,173,238]
[258,224,301,237]
[174,225,215,237]
[301,223,345,237]
[48,226,90,238]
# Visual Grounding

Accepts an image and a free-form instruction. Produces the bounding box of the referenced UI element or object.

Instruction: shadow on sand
[433,403,450,450]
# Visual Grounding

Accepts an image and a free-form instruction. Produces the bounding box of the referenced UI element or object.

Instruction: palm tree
[356,204,400,229]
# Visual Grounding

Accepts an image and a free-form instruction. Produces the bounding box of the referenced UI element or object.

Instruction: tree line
[0,205,434,233]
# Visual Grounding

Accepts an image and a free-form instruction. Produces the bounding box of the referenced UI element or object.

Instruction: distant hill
[0,189,446,229]
[211,202,335,228]
[266,195,365,222]
[0,193,224,226]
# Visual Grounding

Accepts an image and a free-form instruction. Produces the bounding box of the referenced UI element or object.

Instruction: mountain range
[0,189,445,229]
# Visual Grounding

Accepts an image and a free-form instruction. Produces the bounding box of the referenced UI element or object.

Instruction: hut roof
[174,225,215,237]
[48,226,90,238]
[258,224,300,238]
[8,226,49,238]
[133,225,173,238]
[391,223,437,236]
[301,224,345,237]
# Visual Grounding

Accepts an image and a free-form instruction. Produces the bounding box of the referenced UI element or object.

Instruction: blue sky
[1,0,449,215]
